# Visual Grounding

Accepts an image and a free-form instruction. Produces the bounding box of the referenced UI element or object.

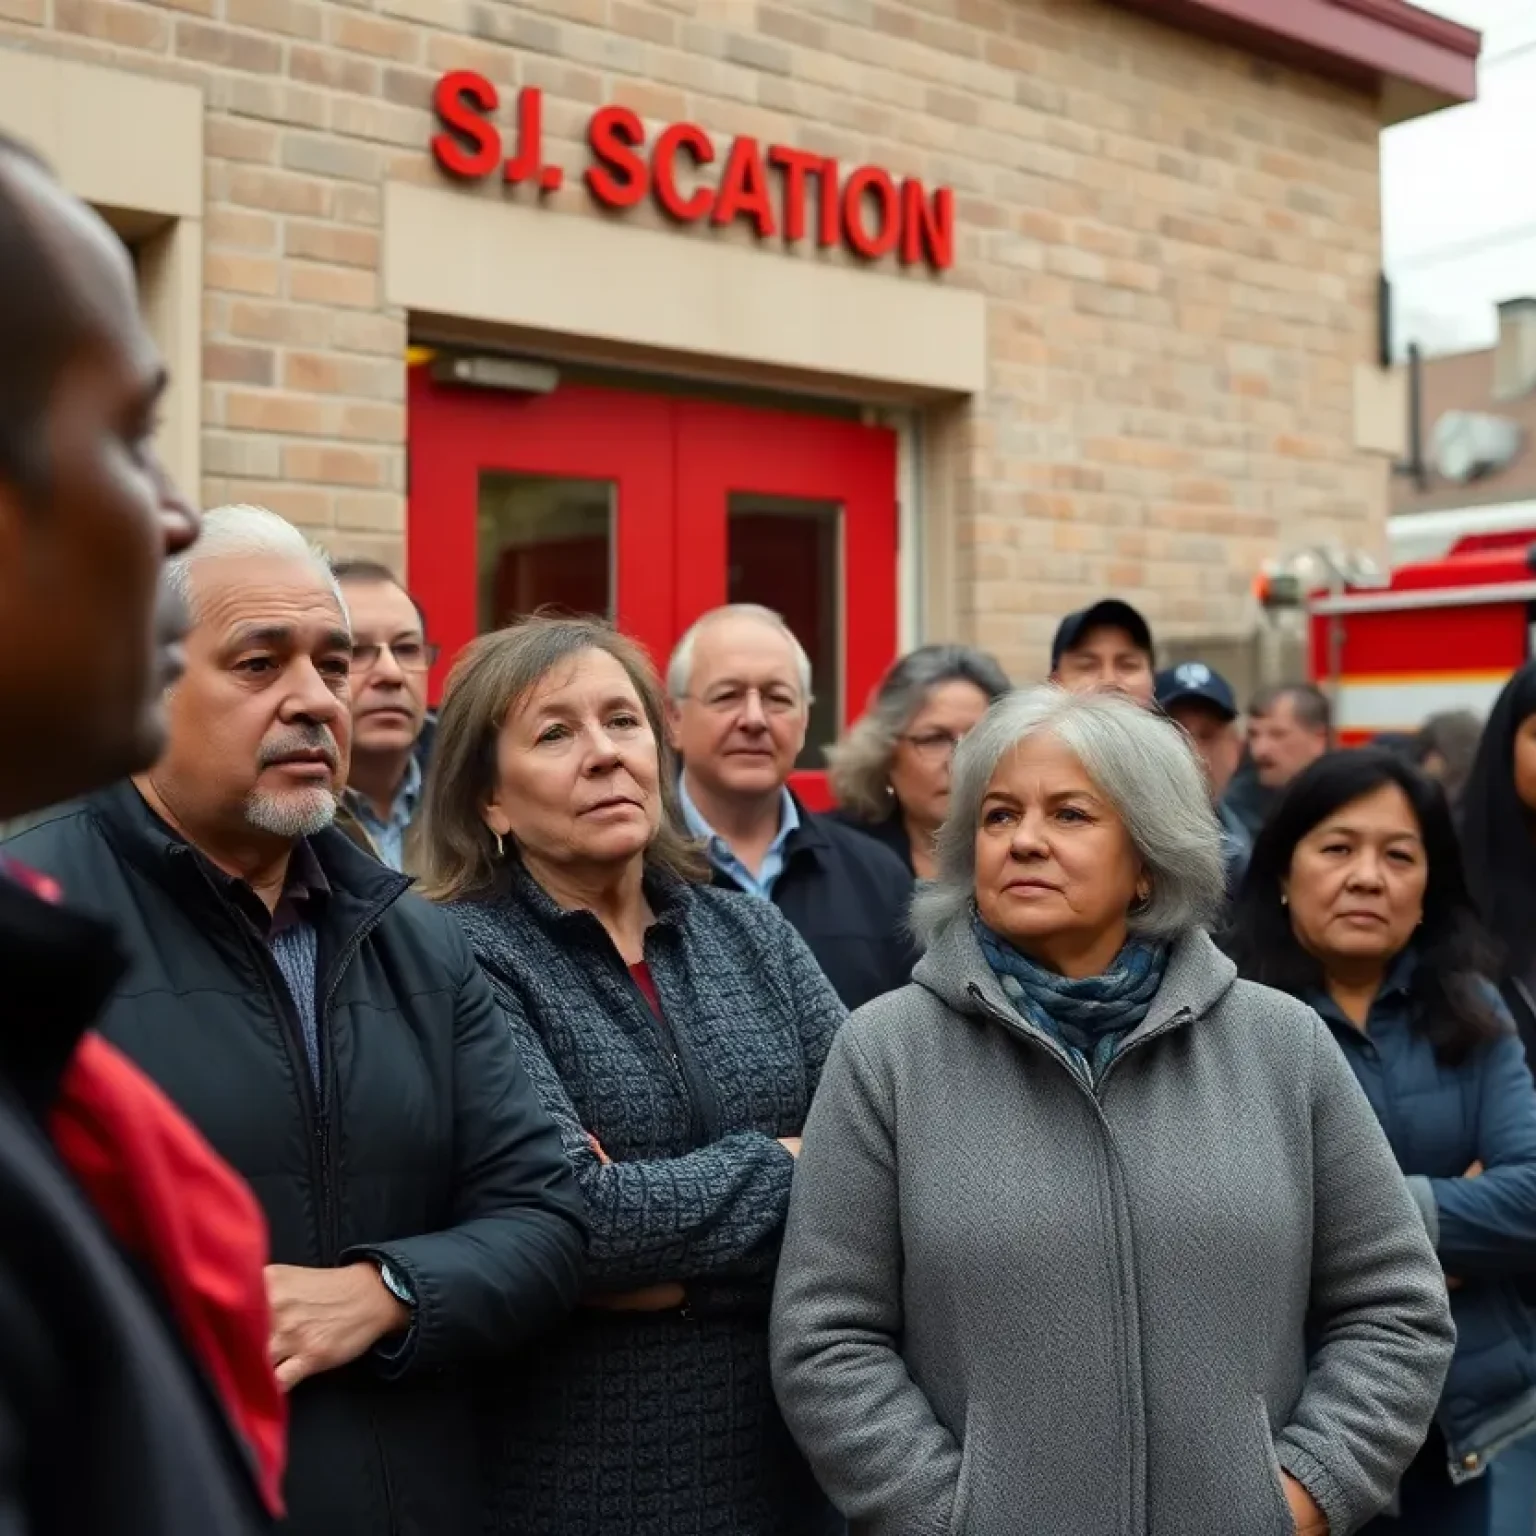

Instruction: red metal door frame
[673,399,897,804]
[408,369,676,689]
[406,368,898,805]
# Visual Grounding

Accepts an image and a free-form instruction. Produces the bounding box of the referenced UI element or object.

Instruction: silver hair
[827,644,1012,817]
[666,604,813,701]
[910,685,1226,947]
[166,504,347,620]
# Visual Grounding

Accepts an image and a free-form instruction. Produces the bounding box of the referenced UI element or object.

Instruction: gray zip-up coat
[769,920,1456,1536]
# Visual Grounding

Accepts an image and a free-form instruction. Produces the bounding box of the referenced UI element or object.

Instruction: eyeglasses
[685,685,807,717]
[901,730,964,762]
[350,639,439,673]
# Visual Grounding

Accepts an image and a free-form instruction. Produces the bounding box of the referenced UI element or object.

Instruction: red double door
[407,365,898,803]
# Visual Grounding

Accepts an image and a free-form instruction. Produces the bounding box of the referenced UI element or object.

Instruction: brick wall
[1,0,1386,681]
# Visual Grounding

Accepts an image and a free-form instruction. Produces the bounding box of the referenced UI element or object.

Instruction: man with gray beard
[4,503,587,1536]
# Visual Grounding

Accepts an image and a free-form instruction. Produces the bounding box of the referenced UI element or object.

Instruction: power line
[1391,220,1536,271]
[1482,36,1536,66]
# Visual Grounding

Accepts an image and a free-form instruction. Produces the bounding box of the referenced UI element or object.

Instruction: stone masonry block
[327,9,420,61]
[55,0,169,50]
[283,219,379,268]
[282,442,391,488]
[175,17,282,71]
[227,0,322,41]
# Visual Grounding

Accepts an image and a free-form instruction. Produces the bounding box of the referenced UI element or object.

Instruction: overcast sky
[1382,0,1536,357]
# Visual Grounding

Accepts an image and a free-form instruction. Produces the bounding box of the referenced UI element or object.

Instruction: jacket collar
[849,809,915,872]
[916,915,1236,1051]
[87,779,410,929]
[494,854,694,940]
[414,711,438,770]
[0,869,128,1118]
[1307,947,1418,1034]
[780,793,829,864]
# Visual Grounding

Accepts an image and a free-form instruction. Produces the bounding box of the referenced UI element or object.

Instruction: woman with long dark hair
[1461,663,1536,1068]
[1226,749,1536,1534]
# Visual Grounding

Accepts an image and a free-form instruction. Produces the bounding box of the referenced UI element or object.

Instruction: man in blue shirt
[333,561,436,871]
[667,604,914,1009]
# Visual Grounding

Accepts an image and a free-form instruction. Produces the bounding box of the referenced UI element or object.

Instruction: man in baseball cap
[1049,599,1155,703]
[1155,661,1250,896]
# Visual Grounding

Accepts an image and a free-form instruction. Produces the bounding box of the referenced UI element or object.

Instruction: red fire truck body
[1308,526,1536,745]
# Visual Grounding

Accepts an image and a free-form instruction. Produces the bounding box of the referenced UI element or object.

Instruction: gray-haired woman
[827,644,1010,878]
[771,686,1456,1536]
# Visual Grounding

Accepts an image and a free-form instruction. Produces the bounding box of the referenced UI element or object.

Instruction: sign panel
[431,71,955,273]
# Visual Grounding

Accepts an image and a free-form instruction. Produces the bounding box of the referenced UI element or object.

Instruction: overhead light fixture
[430,354,559,395]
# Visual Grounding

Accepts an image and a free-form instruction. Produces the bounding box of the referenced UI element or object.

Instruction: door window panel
[477,472,614,631]
[727,494,842,769]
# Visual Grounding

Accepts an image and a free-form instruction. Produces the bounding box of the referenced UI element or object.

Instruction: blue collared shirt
[202,838,329,1095]
[346,754,422,872]
[678,776,799,900]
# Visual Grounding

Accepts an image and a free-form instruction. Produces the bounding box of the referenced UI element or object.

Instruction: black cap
[1050,600,1154,672]
[1154,661,1238,721]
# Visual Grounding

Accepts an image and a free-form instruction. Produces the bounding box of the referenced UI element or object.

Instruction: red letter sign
[901,180,953,270]
[428,75,955,274]
[432,71,501,180]
[712,137,776,239]
[768,146,821,244]
[842,167,900,260]
[817,158,841,249]
[653,123,715,222]
[586,106,648,208]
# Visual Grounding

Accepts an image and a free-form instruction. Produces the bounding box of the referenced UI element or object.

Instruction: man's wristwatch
[377,1261,416,1316]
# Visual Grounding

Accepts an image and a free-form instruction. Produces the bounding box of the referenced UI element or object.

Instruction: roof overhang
[1110,0,1479,124]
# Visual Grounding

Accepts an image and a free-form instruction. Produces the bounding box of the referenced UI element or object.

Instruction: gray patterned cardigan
[448,860,847,1536]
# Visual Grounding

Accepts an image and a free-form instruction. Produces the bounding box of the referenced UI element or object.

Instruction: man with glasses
[333,560,437,870]
[666,603,914,1009]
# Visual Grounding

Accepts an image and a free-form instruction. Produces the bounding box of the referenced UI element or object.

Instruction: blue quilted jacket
[1308,950,1536,1483]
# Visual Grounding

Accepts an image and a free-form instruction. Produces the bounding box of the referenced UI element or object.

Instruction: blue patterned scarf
[972,912,1170,1084]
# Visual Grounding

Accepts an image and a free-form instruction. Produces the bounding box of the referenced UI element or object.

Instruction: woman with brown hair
[412,615,846,1536]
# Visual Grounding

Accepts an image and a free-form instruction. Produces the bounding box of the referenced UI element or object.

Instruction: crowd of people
[4,130,1536,1536]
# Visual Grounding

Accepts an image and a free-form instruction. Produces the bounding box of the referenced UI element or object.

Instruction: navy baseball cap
[1154,662,1238,721]
[1050,600,1154,672]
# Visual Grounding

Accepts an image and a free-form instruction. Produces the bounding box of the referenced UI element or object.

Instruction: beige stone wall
[0,0,1387,682]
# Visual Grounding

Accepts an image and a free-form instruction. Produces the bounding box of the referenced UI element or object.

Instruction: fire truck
[1268,501,1536,746]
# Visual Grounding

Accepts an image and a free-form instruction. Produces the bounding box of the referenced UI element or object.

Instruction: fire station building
[0,0,1478,745]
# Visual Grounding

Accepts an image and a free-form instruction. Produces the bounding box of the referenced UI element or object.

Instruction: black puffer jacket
[0,872,272,1534]
[712,801,916,1011]
[6,782,587,1536]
